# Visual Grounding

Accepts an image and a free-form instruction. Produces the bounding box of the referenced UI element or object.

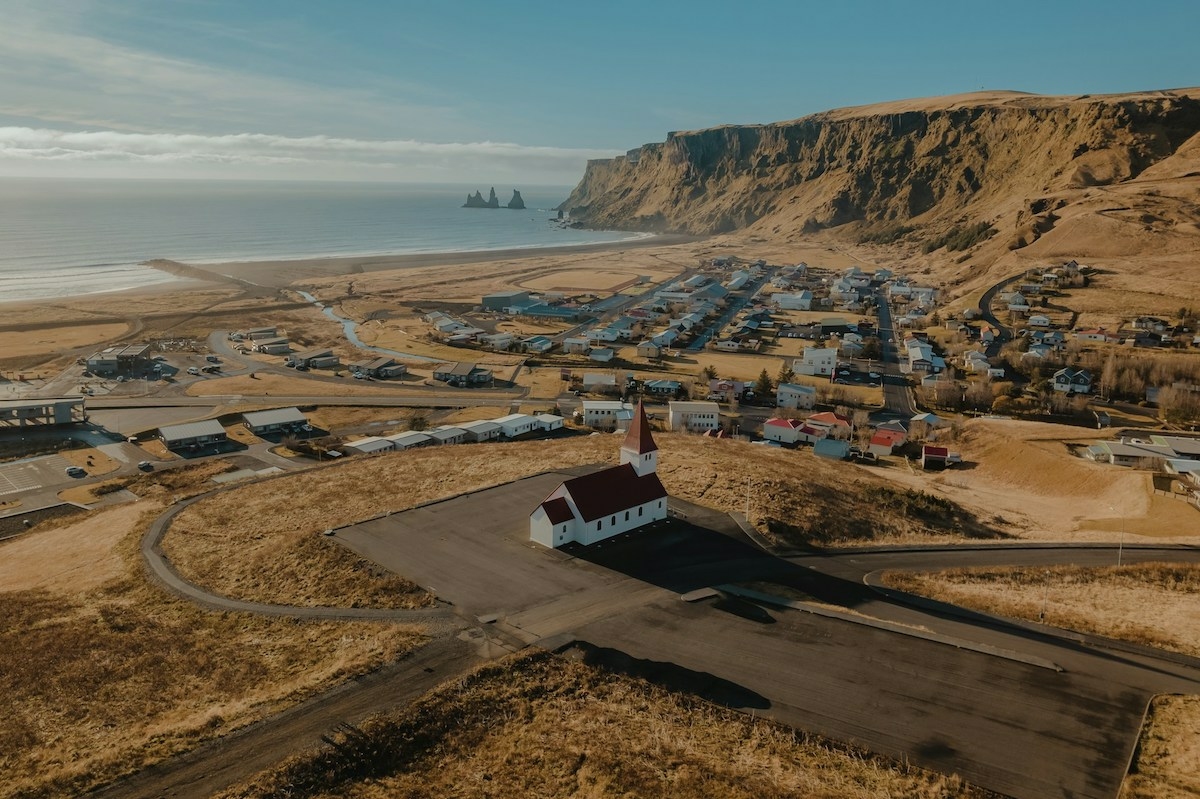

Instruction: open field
[162,434,997,610]
[1123,695,1200,799]
[186,372,436,398]
[875,417,1200,542]
[0,322,130,361]
[219,649,988,799]
[882,563,1200,658]
[0,500,422,799]
[304,406,418,433]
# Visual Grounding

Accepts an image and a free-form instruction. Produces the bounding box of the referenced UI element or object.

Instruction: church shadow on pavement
[563,641,770,710]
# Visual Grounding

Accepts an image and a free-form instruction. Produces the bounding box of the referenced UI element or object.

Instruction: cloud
[0,126,620,180]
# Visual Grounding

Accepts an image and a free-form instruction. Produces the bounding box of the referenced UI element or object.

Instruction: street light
[1040,569,1050,623]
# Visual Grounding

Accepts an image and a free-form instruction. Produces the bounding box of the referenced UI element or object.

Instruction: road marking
[0,465,42,495]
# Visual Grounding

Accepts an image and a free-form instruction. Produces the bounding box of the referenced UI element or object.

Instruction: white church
[529,402,669,548]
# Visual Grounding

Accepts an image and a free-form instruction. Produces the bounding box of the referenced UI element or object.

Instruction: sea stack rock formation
[463,187,501,208]
[507,190,526,209]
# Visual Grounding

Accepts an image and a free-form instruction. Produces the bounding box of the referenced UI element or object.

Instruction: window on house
[597,521,602,531]
[658,501,662,508]
[624,511,629,521]
[611,515,616,525]
[638,506,643,517]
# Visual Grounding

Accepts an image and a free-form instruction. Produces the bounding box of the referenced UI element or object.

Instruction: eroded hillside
[562,89,1200,268]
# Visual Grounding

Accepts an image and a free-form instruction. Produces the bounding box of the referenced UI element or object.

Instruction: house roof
[923,445,949,458]
[561,463,667,522]
[871,429,906,447]
[436,362,476,376]
[807,411,850,427]
[777,383,816,395]
[242,407,306,428]
[159,419,226,442]
[622,402,659,455]
[540,497,575,525]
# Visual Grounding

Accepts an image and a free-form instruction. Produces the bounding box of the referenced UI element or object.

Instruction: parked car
[137,461,153,471]
[186,366,201,375]
[65,466,86,477]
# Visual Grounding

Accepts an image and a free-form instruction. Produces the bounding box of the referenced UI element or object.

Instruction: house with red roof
[529,402,668,548]
[762,417,804,445]
[868,428,907,457]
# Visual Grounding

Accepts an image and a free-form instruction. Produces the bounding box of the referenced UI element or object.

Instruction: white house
[637,341,662,359]
[385,431,434,450]
[563,337,591,354]
[493,413,541,438]
[776,382,816,410]
[535,413,565,432]
[795,347,837,377]
[426,426,468,446]
[583,400,634,431]
[772,291,813,311]
[1053,367,1093,394]
[343,436,394,455]
[589,347,615,363]
[458,420,502,442]
[668,401,720,432]
[763,417,804,444]
[529,403,668,549]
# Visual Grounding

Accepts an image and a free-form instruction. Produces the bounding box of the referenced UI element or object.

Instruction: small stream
[296,290,441,363]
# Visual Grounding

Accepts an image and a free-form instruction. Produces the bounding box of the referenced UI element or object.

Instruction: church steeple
[620,401,658,476]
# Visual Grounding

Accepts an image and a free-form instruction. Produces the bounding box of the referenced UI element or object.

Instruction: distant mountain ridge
[560,89,1200,256]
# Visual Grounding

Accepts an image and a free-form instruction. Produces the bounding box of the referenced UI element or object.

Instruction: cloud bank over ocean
[0,127,619,182]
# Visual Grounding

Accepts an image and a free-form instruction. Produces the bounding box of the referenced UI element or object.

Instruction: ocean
[0,179,637,303]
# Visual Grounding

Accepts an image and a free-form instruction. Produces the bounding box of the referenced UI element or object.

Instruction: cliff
[560,90,1200,252]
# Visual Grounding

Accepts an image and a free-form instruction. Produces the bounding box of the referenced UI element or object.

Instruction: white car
[187,366,201,375]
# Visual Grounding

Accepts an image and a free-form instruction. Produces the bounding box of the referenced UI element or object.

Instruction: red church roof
[539,496,574,525]
[561,463,667,522]
[622,401,658,455]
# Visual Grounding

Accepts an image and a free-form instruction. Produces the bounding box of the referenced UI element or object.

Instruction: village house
[242,407,307,436]
[529,403,668,549]
[776,382,816,410]
[522,335,555,353]
[427,426,469,446]
[158,419,228,451]
[868,428,907,457]
[814,438,850,460]
[806,411,852,439]
[563,337,591,355]
[643,379,682,396]
[583,400,634,431]
[493,413,541,439]
[795,347,837,377]
[433,362,493,387]
[668,401,720,432]
[636,340,661,359]
[581,373,619,394]
[1053,367,1093,394]
[385,431,434,450]
[589,347,616,363]
[458,420,501,443]
[252,336,291,355]
[763,417,804,445]
[289,348,340,369]
[1075,327,1115,343]
[343,436,394,455]
[349,356,408,379]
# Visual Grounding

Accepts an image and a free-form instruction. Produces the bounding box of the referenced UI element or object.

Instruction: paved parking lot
[333,467,626,618]
[0,454,71,496]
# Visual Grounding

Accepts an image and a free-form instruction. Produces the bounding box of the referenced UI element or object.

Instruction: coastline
[155,232,700,289]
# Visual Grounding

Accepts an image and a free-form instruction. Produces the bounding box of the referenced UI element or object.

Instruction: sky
[1,0,1197,185]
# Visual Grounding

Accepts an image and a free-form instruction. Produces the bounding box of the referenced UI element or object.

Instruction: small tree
[776,361,795,385]
[754,368,773,397]
[409,415,429,431]
[701,364,718,381]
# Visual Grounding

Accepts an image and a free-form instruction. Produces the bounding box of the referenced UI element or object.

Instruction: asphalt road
[872,287,916,417]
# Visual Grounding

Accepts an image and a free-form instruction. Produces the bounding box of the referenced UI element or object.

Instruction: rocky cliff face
[561,90,1200,245]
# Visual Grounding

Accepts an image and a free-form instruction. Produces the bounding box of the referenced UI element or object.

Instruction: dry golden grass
[219,649,987,799]
[0,322,130,360]
[1122,695,1200,799]
[163,434,995,609]
[306,406,417,433]
[223,423,261,446]
[187,372,427,397]
[0,502,423,799]
[0,498,20,512]
[882,563,1200,657]
[57,480,124,505]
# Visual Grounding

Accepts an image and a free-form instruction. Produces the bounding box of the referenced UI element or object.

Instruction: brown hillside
[562,89,1200,273]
